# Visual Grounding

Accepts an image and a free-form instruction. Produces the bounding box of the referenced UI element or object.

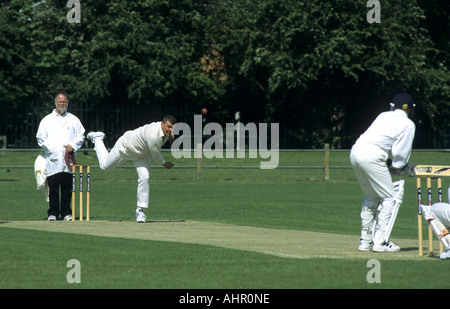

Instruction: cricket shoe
[63,215,72,221]
[48,215,57,221]
[358,239,372,252]
[439,249,450,260]
[136,208,147,223]
[86,131,105,143]
[372,241,400,252]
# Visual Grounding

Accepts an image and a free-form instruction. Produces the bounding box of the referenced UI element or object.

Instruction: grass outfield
[1,150,450,291]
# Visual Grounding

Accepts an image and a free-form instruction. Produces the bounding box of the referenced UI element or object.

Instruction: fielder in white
[350,93,416,252]
[87,115,176,223]
[422,190,450,259]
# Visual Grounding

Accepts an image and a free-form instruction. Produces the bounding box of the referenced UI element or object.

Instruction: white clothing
[431,203,450,229]
[36,110,85,177]
[353,109,415,168]
[93,122,168,208]
[351,109,415,247]
[350,143,393,199]
[426,202,450,253]
[122,122,168,165]
[34,154,49,202]
[350,109,415,199]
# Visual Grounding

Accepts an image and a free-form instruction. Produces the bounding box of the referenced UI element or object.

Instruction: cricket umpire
[36,92,85,221]
[350,93,416,252]
[86,115,176,223]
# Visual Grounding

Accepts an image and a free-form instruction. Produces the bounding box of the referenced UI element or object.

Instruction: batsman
[350,93,416,252]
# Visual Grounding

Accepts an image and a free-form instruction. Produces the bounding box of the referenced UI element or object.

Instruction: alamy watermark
[66,259,81,283]
[366,0,381,24]
[66,1,379,25]
[66,0,81,24]
[171,115,279,169]
[366,259,381,283]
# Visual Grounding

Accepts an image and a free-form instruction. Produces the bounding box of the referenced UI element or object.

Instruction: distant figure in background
[350,93,416,252]
[36,92,85,221]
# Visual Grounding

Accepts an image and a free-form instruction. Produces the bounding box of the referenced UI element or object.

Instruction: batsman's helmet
[390,93,415,111]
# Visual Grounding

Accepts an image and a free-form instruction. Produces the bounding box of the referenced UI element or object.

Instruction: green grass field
[1,149,450,292]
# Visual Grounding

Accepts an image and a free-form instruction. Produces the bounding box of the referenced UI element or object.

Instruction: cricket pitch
[0,220,438,260]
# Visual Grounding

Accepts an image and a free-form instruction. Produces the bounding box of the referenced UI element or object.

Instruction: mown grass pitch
[1,150,449,290]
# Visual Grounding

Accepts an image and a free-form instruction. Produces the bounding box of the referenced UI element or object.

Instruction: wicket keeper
[422,193,450,260]
[86,115,176,223]
[350,93,416,252]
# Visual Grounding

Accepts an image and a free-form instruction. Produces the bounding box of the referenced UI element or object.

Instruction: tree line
[1,0,449,148]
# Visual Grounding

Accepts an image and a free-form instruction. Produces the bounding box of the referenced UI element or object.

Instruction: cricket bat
[415,165,450,177]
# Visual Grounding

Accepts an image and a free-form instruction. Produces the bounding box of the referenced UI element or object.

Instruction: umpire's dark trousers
[47,172,72,219]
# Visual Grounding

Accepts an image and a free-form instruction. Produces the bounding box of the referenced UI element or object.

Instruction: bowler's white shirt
[121,122,168,165]
[354,109,415,168]
[36,110,85,176]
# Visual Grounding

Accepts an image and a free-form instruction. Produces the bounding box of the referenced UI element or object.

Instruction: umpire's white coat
[350,109,415,199]
[36,110,85,177]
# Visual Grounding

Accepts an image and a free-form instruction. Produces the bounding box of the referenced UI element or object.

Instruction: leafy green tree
[0,0,38,105]
[1,0,449,148]
[1,0,221,108]
[205,0,450,147]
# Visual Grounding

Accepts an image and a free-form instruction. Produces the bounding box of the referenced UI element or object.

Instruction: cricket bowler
[86,115,176,223]
[350,93,416,252]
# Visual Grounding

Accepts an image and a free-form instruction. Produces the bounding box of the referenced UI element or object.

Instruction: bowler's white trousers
[94,137,151,208]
